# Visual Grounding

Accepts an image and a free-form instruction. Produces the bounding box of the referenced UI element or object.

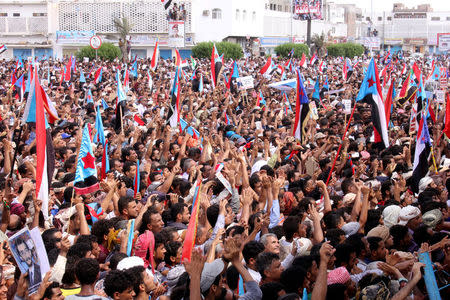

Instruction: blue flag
[86,88,94,104]
[94,106,106,145]
[117,71,127,103]
[312,77,320,99]
[130,60,138,78]
[80,69,86,83]
[323,75,329,90]
[74,124,99,194]
[101,98,109,110]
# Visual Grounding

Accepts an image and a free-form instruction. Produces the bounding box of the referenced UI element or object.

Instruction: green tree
[192,41,243,60]
[113,17,132,62]
[274,43,309,58]
[76,43,122,61]
[311,33,326,57]
[326,43,364,58]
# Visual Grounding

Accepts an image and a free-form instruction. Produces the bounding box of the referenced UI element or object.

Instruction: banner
[293,0,323,20]
[437,33,450,52]
[236,76,254,90]
[56,31,95,44]
[168,21,185,48]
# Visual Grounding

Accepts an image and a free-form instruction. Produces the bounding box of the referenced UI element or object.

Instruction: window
[387,16,392,21]
[13,13,20,17]
[33,13,47,17]
[243,10,247,21]
[212,8,221,19]
[236,9,240,21]
[0,13,7,16]
[278,5,282,11]
[366,17,370,21]
[252,11,256,22]
[431,16,440,21]
[378,16,382,21]
[447,16,450,21]
[202,10,210,17]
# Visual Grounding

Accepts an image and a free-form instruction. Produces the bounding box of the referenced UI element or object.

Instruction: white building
[363,3,450,54]
[0,0,51,59]
[0,0,365,60]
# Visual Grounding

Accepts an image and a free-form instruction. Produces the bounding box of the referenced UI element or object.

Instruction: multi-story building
[0,0,51,59]
[364,3,450,54]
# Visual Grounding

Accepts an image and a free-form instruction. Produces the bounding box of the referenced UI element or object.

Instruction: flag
[174,48,182,67]
[211,44,223,89]
[147,71,153,92]
[150,39,159,71]
[161,0,172,10]
[168,67,180,127]
[64,57,72,82]
[309,54,317,65]
[94,106,106,145]
[134,114,145,126]
[0,44,7,54]
[101,98,109,110]
[256,91,266,108]
[427,62,440,81]
[384,79,395,126]
[226,61,240,89]
[25,65,32,93]
[16,57,24,70]
[397,70,417,106]
[74,124,99,195]
[79,69,86,83]
[94,67,103,84]
[179,118,200,138]
[318,60,325,73]
[410,114,431,193]
[114,70,127,133]
[401,63,407,75]
[343,59,348,80]
[22,76,59,124]
[444,94,450,139]
[299,53,307,68]
[123,69,130,92]
[293,69,310,144]
[223,111,231,125]
[130,60,138,78]
[86,88,94,104]
[356,58,389,148]
[101,140,110,180]
[323,75,329,90]
[198,73,204,93]
[29,68,55,220]
[259,56,274,77]
[312,77,320,100]
[181,180,202,262]
[133,160,140,198]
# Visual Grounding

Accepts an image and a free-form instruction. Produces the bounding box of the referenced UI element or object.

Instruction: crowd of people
[0,48,449,300]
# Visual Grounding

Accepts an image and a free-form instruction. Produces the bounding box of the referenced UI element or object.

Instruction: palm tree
[311,33,326,57]
[114,17,132,62]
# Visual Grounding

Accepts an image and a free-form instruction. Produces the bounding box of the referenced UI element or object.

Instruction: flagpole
[8,125,23,179]
[119,104,124,135]
[324,103,358,188]
[430,146,438,174]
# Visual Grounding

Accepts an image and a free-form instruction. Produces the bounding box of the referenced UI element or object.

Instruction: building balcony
[0,17,48,35]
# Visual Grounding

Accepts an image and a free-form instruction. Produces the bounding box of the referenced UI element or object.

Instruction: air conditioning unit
[203,10,210,16]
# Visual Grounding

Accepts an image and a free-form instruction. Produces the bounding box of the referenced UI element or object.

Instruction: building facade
[364,3,450,54]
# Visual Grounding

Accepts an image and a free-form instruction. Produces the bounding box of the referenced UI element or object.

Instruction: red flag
[444,94,450,139]
[299,53,307,68]
[64,57,72,82]
[384,79,394,126]
[181,180,202,262]
[134,114,145,126]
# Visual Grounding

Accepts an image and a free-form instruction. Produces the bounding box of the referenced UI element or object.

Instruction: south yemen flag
[292,69,310,144]
[74,124,99,195]
[410,113,431,193]
[356,58,389,148]
[31,68,55,220]
[211,44,222,89]
[181,180,202,262]
[150,39,159,71]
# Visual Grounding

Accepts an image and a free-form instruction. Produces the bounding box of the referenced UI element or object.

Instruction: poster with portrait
[293,0,323,20]
[168,21,185,48]
[8,227,50,294]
